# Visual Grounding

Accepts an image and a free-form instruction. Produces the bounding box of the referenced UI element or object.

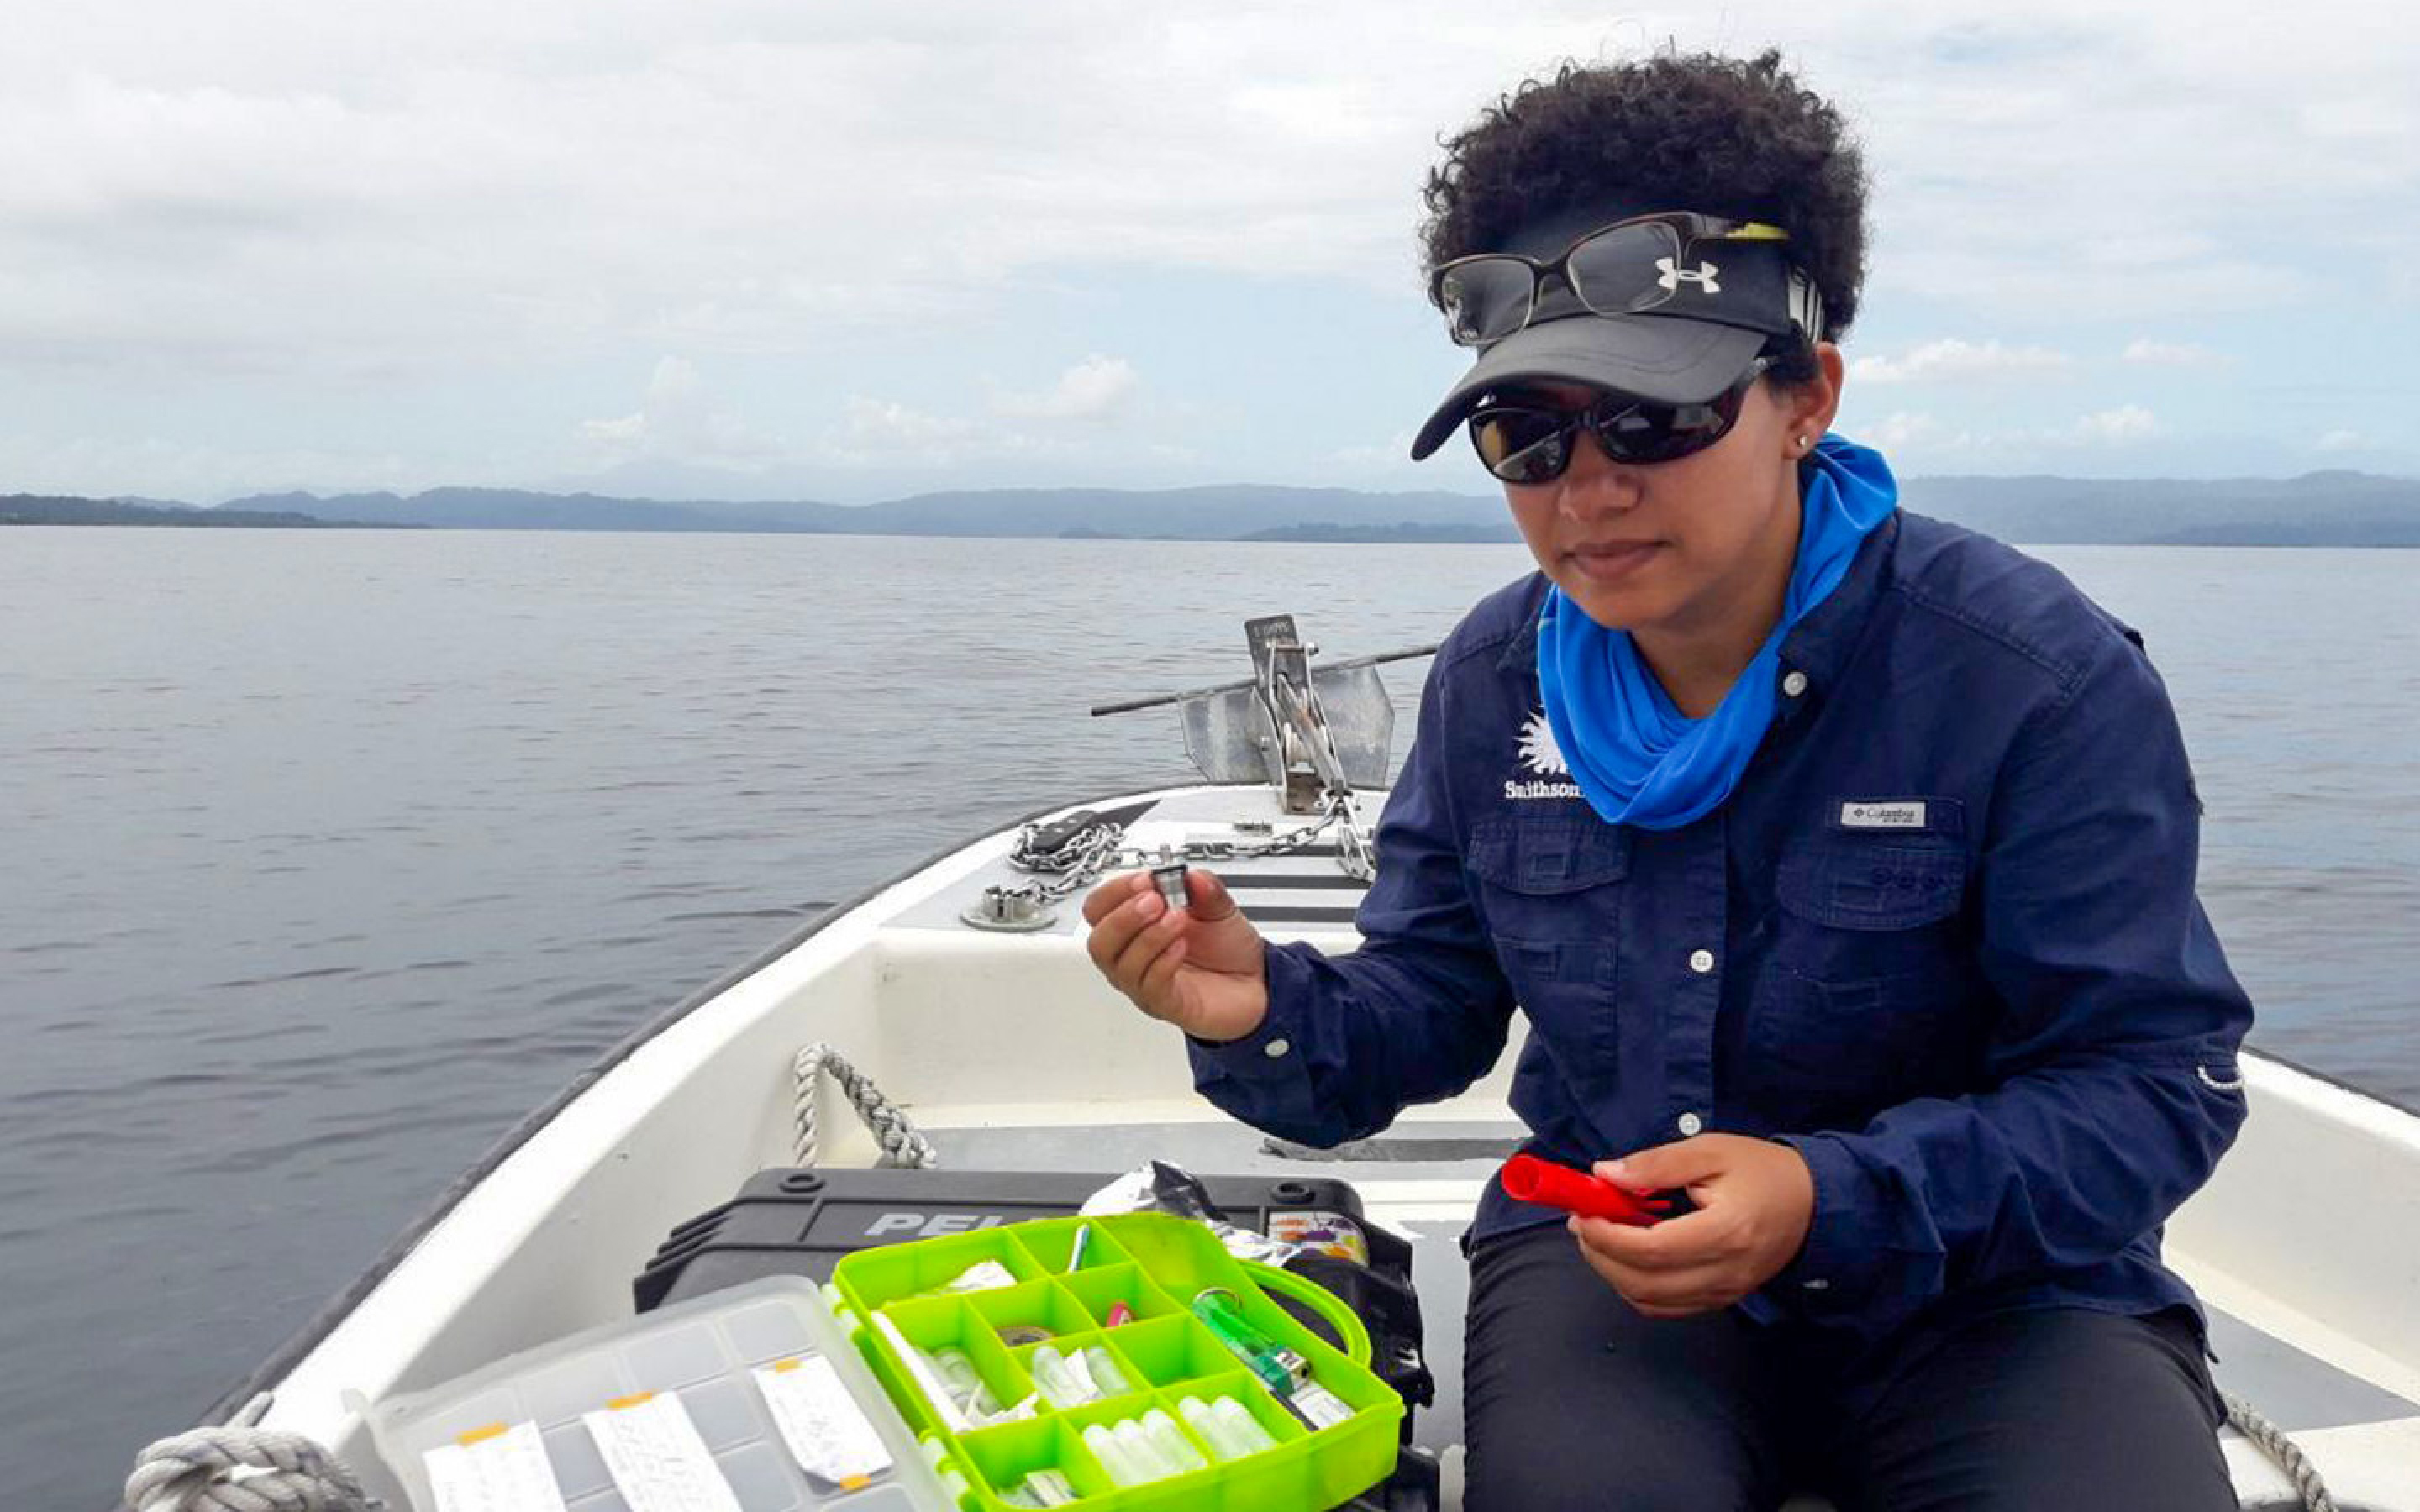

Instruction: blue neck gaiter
[1536,433,1898,831]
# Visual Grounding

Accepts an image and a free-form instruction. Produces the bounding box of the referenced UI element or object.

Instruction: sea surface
[3,527,2416,1509]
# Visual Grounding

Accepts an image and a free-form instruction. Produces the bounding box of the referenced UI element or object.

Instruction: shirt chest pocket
[1467,816,1627,1076]
[1777,832,1967,932]
[1752,830,1976,1112]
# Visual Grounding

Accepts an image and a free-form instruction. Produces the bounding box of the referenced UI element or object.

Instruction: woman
[1083,50,2248,1510]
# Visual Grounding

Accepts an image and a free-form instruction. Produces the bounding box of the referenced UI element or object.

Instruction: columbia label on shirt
[1840,800,1927,829]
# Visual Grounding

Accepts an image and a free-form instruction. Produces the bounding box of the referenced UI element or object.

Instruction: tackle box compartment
[367,1275,957,1512]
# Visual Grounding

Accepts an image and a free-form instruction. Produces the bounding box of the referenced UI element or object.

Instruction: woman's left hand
[1567,1134,1816,1319]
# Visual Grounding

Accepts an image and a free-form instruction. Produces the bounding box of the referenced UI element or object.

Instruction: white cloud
[581,356,700,446]
[9,0,2412,384]
[1329,430,1414,459]
[2065,405,2160,444]
[1864,411,1957,452]
[2302,97,2420,144]
[1842,404,2160,466]
[575,376,1184,484]
[1323,429,1424,479]
[840,398,983,449]
[810,396,1082,474]
[992,354,1139,421]
[2074,232,2219,269]
[577,356,780,470]
[1884,246,2308,323]
[2316,428,2367,453]
[4,0,2417,493]
[1851,339,2072,384]
[2121,339,2223,367]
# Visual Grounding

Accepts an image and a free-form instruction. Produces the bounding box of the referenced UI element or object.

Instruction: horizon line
[66,465,2413,510]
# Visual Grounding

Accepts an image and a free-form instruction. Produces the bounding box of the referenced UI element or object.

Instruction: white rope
[792,1043,939,1170]
[124,1394,374,1512]
[2223,1390,2337,1511]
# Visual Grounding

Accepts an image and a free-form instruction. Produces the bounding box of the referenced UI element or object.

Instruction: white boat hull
[191,785,2420,1510]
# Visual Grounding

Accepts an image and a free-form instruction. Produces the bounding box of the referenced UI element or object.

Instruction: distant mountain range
[10,470,2420,546]
[0,493,368,528]
[210,483,1512,540]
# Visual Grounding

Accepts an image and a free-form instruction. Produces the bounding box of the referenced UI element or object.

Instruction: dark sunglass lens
[1604,400,1711,462]
[1591,383,1748,464]
[1470,408,1571,483]
[1437,259,1534,345]
[1567,221,1682,315]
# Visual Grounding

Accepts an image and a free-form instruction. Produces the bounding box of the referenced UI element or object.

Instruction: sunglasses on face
[1466,359,1776,484]
[1431,212,1792,347]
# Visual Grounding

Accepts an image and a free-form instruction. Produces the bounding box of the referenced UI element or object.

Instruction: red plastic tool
[1499,1153,1681,1227]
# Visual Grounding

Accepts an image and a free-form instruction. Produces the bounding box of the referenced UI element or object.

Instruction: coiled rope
[2224,1389,2337,1511]
[124,1394,373,1512]
[791,1042,939,1169]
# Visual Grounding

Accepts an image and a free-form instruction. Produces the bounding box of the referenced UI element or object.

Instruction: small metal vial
[1150,862,1192,911]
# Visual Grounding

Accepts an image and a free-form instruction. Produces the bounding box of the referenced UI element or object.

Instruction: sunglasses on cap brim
[1432,212,1817,347]
[1466,357,1776,484]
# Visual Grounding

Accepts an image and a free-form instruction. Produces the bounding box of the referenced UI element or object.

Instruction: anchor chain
[998,790,1375,906]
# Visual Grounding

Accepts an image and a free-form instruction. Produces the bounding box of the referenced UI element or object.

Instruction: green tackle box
[833,1213,1405,1512]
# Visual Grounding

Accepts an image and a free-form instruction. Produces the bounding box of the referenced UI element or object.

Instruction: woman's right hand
[1081,868,1270,1043]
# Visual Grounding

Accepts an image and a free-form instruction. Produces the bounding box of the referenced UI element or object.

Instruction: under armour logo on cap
[1655,257,1721,294]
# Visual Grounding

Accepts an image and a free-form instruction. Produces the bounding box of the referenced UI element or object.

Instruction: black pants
[1462,1223,2234,1512]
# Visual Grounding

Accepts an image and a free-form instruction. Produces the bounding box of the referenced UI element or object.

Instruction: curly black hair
[1420,50,1870,381]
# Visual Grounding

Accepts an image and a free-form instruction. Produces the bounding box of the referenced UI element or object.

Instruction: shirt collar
[1777,507,1900,696]
[1497,576,1552,675]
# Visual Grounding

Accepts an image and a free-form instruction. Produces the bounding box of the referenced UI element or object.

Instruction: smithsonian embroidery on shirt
[1507,711,1586,801]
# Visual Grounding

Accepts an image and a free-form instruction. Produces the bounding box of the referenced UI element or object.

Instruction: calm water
[3,528,2416,1509]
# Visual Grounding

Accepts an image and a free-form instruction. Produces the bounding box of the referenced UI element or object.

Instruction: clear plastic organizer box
[831,1213,1404,1512]
[366,1275,958,1512]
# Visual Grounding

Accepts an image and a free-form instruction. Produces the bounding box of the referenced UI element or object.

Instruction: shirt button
[1676,1111,1704,1137]
[1688,948,1715,974]
[1802,1278,1831,1292]
[1781,670,1808,697]
[1264,1037,1292,1058]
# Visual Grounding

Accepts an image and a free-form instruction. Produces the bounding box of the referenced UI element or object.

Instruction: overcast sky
[5,0,2416,503]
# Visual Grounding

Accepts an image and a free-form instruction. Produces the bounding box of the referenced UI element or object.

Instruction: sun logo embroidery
[1517,711,1569,776]
[1506,712,1584,801]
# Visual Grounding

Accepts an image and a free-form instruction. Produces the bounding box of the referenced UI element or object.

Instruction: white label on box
[1291,1382,1357,1431]
[753,1355,895,1488]
[581,1392,744,1512]
[423,1420,571,1512]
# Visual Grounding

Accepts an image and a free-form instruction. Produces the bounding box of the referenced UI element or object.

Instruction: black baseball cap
[1409,202,1819,460]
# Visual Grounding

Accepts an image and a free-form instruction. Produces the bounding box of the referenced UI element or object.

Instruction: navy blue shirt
[1190,511,2253,1345]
